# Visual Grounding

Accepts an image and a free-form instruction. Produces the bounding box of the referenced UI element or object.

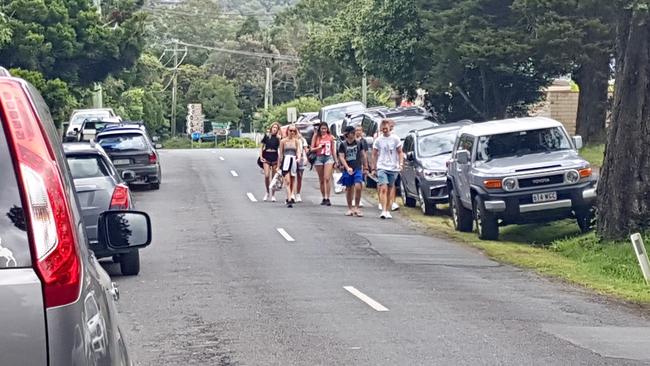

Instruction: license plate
[532,192,557,203]
[113,159,130,166]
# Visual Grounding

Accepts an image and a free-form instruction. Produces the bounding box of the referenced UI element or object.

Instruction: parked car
[0,68,151,365]
[64,142,146,275]
[73,117,123,142]
[447,117,597,240]
[401,121,473,215]
[96,126,162,190]
[363,115,439,189]
[296,112,319,141]
[318,101,366,138]
[65,108,120,141]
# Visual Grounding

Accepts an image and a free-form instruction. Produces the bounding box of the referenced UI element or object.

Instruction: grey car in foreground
[0,70,151,365]
[447,117,597,240]
[64,142,146,275]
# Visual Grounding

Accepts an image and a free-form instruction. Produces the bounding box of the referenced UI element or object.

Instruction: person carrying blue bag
[337,126,369,217]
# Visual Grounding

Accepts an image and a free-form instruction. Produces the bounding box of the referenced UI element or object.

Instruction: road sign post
[630,233,650,285]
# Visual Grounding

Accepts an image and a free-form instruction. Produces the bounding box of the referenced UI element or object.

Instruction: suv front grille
[518,174,564,188]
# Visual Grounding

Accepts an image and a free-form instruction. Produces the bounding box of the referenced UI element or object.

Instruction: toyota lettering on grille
[532,178,551,184]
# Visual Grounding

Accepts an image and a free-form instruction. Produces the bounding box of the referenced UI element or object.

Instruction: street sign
[186,103,204,134]
[631,233,650,285]
[287,107,297,123]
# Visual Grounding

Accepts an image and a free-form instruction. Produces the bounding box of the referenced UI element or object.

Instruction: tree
[597,3,650,240]
[513,0,616,144]
[187,75,243,123]
[237,16,261,39]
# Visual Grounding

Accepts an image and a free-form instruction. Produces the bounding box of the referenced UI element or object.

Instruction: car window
[323,104,365,124]
[456,134,475,154]
[476,127,572,161]
[0,116,32,268]
[67,155,111,179]
[98,133,149,152]
[393,121,437,140]
[418,129,459,157]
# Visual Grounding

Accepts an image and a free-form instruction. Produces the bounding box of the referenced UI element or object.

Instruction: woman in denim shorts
[310,122,337,205]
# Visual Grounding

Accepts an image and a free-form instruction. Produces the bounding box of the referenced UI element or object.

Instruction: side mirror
[152,136,160,142]
[573,135,583,150]
[407,151,415,161]
[98,211,151,249]
[155,143,163,149]
[456,150,470,165]
[121,170,136,183]
[98,211,152,250]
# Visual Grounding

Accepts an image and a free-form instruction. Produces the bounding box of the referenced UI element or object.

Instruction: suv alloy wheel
[474,196,499,240]
[450,187,473,232]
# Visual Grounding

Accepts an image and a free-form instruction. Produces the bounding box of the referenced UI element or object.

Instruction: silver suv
[447,117,597,240]
[0,69,151,364]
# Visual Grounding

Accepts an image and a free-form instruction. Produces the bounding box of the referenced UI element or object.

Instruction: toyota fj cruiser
[447,117,597,240]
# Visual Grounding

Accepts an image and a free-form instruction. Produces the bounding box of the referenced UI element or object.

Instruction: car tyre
[120,250,140,276]
[575,206,595,233]
[401,180,417,207]
[151,182,160,190]
[450,186,473,232]
[419,186,436,215]
[474,196,499,240]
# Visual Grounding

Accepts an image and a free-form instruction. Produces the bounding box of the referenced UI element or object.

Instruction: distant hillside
[218,0,298,14]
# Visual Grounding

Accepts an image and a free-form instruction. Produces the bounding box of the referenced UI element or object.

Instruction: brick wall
[547,89,579,135]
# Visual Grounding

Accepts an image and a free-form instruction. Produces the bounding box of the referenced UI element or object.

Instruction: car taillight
[148,152,157,164]
[110,184,130,210]
[0,79,81,308]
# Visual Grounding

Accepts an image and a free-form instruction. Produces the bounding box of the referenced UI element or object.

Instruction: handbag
[269,171,284,192]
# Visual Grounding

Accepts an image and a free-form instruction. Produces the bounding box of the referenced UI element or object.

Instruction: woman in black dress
[260,122,282,201]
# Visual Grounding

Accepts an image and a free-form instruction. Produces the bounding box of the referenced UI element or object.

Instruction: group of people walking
[258,119,404,219]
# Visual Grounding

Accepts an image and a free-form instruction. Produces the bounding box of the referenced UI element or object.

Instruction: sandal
[354,210,364,217]
[345,210,354,216]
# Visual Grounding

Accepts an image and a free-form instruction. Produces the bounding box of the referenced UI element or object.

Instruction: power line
[174,40,301,62]
[142,6,277,18]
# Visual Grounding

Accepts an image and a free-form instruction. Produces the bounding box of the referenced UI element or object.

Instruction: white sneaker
[263,193,269,202]
[359,201,364,208]
[296,194,302,203]
[391,202,400,211]
[385,212,393,219]
[271,195,276,202]
[380,211,388,219]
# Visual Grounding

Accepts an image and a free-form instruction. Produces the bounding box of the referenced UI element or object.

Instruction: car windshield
[67,155,110,179]
[98,133,149,152]
[476,127,572,161]
[322,104,365,123]
[72,113,110,125]
[418,129,459,157]
[393,120,437,139]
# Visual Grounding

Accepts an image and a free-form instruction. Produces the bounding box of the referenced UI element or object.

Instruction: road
[106,148,650,365]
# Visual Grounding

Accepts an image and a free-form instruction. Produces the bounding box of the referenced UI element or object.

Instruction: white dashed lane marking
[276,228,295,242]
[247,193,257,202]
[230,170,239,177]
[343,286,389,312]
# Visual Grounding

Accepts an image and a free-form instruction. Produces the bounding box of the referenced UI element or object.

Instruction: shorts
[282,155,297,177]
[262,151,278,165]
[314,155,334,166]
[377,170,399,186]
[338,169,364,187]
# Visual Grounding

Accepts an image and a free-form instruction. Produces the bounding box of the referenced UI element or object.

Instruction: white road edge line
[219,156,225,161]
[277,228,295,242]
[343,286,389,312]
[230,170,239,177]
[247,193,258,202]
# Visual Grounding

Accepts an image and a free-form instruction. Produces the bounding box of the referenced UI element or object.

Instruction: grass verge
[366,189,650,304]
[161,137,258,149]
[579,144,605,167]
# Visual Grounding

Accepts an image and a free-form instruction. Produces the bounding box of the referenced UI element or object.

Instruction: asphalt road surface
[106,149,650,366]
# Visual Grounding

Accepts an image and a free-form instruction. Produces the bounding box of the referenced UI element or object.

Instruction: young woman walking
[279,125,303,208]
[295,133,309,203]
[260,122,282,201]
[311,122,337,206]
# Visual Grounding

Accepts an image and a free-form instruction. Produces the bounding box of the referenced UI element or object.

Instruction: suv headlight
[565,170,580,184]
[502,177,517,191]
[423,169,446,181]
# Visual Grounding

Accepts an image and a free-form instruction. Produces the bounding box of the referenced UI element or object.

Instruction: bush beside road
[161,137,258,149]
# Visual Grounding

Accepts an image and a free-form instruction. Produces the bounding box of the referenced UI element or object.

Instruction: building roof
[458,117,564,137]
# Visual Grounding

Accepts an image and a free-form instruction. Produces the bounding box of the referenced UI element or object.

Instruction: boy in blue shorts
[338,126,369,216]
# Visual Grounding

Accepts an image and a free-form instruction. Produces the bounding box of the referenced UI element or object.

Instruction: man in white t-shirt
[372,119,404,219]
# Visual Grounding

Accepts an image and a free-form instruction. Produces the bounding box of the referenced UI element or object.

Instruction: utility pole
[92,0,103,108]
[362,65,368,107]
[171,39,178,136]
[264,67,271,110]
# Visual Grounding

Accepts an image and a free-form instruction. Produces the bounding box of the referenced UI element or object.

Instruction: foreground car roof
[63,142,103,155]
[459,117,564,136]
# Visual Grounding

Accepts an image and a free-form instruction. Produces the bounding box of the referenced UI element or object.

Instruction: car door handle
[110,282,120,302]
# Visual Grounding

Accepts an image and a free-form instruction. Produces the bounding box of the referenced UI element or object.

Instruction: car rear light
[0,79,81,308]
[483,179,503,189]
[110,184,130,210]
[148,152,157,164]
